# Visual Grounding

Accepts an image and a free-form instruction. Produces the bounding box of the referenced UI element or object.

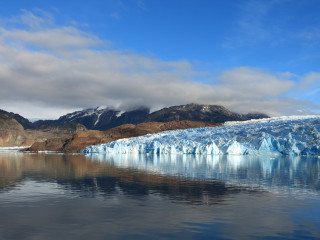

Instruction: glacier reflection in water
[86,153,320,195]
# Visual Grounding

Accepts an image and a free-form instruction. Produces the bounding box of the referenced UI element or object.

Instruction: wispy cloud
[0,10,318,118]
[136,0,147,11]
[3,9,54,29]
[110,12,120,20]
[0,27,104,51]
[292,73,320,104]
[222,0,281,48]
[237,1,272,38]
[226,0,320,49]
[298,27,320,47]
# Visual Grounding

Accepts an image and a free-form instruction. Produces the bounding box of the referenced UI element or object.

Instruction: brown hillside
[27,120,221,153]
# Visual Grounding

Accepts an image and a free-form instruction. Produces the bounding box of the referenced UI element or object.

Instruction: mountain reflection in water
[0,153,249,205]
[1,153,320,199]
[0,152,320,240]
[86,153,320,195]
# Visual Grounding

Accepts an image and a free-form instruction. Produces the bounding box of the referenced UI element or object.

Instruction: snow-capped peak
[96,106,108,111]
[64,107,113,121]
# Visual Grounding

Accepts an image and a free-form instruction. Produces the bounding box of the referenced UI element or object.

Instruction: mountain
[1,103,269,151]
[32,107,150,131]
[0,112,87,147]
[27,120,221,153]
[83,115,320,156]
[0,113,29,147]
[147,103,269,123]
[1,103,269,131]
[0,109,33,129]
[0,113,24,131]
[50,103,268,130]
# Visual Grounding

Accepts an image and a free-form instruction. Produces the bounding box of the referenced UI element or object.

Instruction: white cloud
[0,10,319,119]
[299,72,320,89]
[0,26,104,51]
[291,72,320,104]
[20,9,54,29]
[218,67,295,96]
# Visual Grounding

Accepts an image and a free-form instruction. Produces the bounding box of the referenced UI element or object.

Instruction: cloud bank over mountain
[0,10,319,118]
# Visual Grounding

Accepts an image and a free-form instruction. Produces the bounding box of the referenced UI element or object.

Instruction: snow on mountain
[96,106,107,111]
[53,106,149,131]
[146,103,269,123]
[116,111,125,118]
[82,115,320,156]
[94,112,103,126]
[63,107,110,121]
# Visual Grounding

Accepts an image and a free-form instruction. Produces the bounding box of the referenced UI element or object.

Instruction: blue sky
[0,0,319,118]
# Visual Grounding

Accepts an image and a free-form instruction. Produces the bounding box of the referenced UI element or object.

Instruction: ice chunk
[227,141,246,155]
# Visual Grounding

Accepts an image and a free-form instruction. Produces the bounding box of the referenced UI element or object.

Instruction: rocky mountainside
[32,104,269,130]
[25,123,87,144]
[147,103,269,123]
[0,113,87,147]
[0,109,33,129]
[0,113,29,147]
[27,121,221,153]
[1,103,269,150]
[0,114,24,131]
[32,107,150,131]
[1,103,269,132]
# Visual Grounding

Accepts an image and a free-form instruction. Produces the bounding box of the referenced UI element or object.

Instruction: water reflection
[1,153,320,199]
[1,152,320,239]
[0,153,244,205]
[86,153,320,195]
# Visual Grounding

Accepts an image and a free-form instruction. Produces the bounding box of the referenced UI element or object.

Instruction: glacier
[82,115,320,156]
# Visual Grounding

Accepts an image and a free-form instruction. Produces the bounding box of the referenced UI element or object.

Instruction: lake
[0,152,320,239]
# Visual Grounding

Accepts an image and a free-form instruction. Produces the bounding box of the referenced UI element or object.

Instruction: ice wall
[82,116,320,156]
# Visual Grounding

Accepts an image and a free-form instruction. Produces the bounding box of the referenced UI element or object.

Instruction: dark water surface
[0,152,320,239]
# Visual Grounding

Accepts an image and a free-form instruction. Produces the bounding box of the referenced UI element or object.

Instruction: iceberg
[82,115,320,156]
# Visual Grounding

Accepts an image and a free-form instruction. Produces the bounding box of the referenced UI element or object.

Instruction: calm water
[0,152,320,239]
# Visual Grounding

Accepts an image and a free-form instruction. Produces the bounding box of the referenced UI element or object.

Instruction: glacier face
[82,116,320,156]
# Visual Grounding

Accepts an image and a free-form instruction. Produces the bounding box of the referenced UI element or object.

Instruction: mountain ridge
[147,103,269,123]
[26,120,221,153]
[0,112,87,147]
[0,109,33,129]
[1,104,269,131]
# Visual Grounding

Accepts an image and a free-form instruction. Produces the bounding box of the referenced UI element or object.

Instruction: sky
[0,0,319,119]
